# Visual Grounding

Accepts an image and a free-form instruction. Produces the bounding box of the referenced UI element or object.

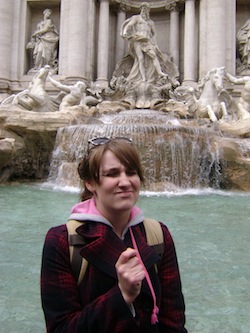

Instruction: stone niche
[25,1,61,75]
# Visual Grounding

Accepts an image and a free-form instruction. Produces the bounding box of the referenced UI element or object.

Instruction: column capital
[111,3,131,14]
[165,1,185,12]
[119,3,131,12]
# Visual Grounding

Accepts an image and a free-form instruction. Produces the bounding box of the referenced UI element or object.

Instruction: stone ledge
[0,108,250,191]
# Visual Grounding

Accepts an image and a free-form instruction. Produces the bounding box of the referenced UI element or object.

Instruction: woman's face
[86,150,140,220]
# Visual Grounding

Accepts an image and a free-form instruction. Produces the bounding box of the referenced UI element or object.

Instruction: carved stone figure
[121,2,167,83]
[170,67,231,122]
[226,72,250,120]
[109,2,179,109]
[48,74,86,111]
[237,19,250,72]
[1,65,52,112]
[195,67,232,122]
[26,9,59,74]
[49,75,102,111]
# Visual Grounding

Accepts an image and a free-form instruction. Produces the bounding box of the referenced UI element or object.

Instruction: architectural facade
[0,0,249,98]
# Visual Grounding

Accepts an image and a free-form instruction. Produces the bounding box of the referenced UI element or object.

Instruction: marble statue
[226,72,250,120]
[109,2,179,109]
[195,67,231,122]
[49,75,102,111]
[48,74,86,111]
[26,9,59,74]
[170,67,231,122]
[237,18,250,72]
[1,65,52,112]
[121,2,167,83]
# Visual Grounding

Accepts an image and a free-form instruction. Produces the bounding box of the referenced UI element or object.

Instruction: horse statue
[170,67,232,122]
[1,65,54,112]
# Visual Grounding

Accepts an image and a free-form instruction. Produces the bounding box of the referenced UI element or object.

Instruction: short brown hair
[78,139,144,201]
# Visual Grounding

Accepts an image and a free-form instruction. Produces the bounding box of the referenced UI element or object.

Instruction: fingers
[116,247,137,266]
[116,248,144,282]
[115,248,146,304]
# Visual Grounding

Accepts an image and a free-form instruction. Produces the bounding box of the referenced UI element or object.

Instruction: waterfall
[47,110,223,191]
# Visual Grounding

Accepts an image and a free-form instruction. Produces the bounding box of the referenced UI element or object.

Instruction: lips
[116,191,133,195]
[115,190,135,198]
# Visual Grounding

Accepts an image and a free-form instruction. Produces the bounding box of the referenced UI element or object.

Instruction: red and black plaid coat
[41,220,187,333]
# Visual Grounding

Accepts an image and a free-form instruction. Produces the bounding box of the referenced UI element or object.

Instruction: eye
[126,169,138,176]
[102,169,120,177]
[104,171,118,177]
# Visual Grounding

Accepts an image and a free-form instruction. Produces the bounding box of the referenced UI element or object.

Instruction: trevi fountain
[0,0,250,192]
[0,2,250,333]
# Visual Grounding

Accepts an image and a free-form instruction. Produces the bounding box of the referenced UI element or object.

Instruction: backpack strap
[143,218,164,273]
[143,218,164,255]
[66,218,164,286]
[66,220,88,286]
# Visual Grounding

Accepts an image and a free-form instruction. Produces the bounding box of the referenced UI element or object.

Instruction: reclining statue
[48,74,103,111]
[1,65,51,112]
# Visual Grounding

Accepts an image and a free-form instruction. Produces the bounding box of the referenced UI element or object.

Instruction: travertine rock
[0,107,250,191]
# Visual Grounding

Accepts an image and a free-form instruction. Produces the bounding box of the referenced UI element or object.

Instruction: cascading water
[47,110,223,191]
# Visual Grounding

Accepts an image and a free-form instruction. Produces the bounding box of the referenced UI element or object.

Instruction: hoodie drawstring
[129,227,159,325]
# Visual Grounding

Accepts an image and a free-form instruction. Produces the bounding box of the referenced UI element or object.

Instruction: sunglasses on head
[87,136,132,154]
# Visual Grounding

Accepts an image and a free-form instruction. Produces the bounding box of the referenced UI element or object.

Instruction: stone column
[199,0,207,78]
[85,0,97,81]
[96,0,110,87]
[58,0,69,76]
[61,0,89,81]
[227,0,236,75]
[183,0,197,85]
[115,5,126,64]
[166,2,183,67]
[206,0,227,71]
[0,0,13,92]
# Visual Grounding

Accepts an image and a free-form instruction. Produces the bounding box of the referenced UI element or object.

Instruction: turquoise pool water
[0,184,249,332]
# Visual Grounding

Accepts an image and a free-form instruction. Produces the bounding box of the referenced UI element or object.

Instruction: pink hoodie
[69,197,159,324]
[69,198,145,238]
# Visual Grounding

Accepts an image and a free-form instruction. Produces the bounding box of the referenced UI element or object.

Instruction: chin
[119,199,137,210]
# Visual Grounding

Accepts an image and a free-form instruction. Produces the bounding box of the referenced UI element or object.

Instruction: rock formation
[1,4,250,192]
[0,107,94,183]
[0,101,250,191]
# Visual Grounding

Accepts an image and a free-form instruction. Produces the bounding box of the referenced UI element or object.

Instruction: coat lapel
[128,225,161,270]
[76,221,161,298]
[127,225,161,298]
[77,222,126,278]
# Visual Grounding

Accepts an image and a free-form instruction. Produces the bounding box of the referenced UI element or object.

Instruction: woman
[41,137,188,333]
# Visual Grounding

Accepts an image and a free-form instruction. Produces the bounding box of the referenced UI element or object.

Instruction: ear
[85,180,96,193]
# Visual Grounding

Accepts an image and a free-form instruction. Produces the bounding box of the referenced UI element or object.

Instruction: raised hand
[115,247,145,304]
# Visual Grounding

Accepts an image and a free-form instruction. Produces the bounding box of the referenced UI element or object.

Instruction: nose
[118,172,131,187]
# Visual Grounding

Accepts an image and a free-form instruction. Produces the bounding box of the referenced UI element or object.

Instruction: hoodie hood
[68,198,145,238]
